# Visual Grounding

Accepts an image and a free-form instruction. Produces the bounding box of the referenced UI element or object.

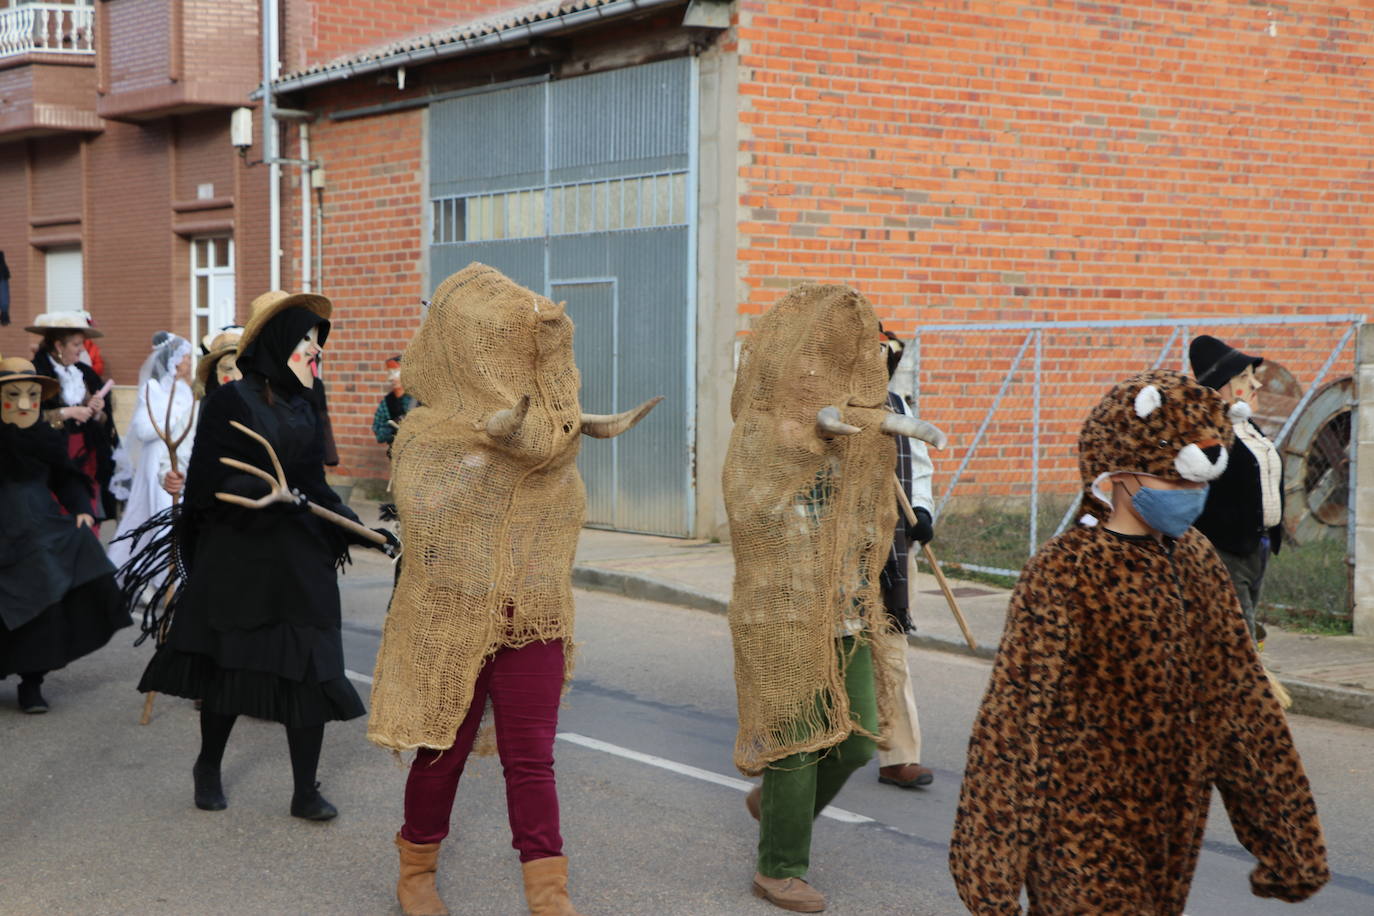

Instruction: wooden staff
[216,420,392,547]
[140,380,197,725]
[892,474,978,652]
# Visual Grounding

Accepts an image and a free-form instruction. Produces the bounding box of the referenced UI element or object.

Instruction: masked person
[0,357,128,713]
[370,264,659,916]
[725,284,945,913]
[159,328,244,501]
[27,311,119,524]
[874,328,935,790]
[106,333,196,572]
[1188,335,1284,642]
[950,370,1328,914]
[133,291,397,820]
[371,354,415,450]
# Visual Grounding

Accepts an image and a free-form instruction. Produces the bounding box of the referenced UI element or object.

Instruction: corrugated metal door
[428,59,695,536]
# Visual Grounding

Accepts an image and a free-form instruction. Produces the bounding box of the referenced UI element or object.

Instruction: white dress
[106,378,196,573]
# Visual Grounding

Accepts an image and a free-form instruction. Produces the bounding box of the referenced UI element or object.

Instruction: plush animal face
[1079,370,1233,510]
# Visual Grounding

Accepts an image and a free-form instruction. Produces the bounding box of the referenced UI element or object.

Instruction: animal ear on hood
[1134,384,1162,418]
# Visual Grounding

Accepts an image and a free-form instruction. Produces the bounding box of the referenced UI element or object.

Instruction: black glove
[378,502,398,522]
[373,527,401,558]
[269,487,310,514]
[906,507,933,545]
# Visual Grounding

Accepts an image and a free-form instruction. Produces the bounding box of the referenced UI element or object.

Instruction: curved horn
[816,405,861,437]
[880,413,948,449]
[581,396,664,439]
[485,395,531,439]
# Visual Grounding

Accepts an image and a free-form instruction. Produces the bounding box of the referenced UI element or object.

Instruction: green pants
[756,636,877,879]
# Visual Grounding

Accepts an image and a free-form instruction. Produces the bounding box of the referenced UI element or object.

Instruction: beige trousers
[876,627,922,766]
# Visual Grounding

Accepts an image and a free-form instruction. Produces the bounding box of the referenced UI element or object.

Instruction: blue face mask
[1129,482,1209,539]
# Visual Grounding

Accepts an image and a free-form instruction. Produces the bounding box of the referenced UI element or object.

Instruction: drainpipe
[300,121,311,292]
[262,0,280,289]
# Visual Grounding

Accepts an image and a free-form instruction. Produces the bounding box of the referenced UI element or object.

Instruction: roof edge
[256,0,686,99]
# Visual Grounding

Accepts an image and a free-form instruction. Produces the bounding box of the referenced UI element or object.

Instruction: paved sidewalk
[569,528,1374,729]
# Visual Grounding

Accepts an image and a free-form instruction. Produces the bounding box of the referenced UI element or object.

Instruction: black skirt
[138,649,364,728]
[0,574,129,677]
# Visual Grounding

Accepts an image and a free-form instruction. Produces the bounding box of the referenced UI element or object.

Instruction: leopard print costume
[949,371,1329,914]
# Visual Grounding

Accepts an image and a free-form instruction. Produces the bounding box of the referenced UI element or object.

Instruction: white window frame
[190,235,235,348]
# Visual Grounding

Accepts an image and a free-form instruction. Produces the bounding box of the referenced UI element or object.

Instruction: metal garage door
[428,58,695,536]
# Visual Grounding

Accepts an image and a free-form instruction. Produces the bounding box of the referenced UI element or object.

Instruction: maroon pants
[400,639,565,862]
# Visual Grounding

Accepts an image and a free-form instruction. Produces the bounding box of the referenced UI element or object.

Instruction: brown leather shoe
[394,833,450,916]
[878,763,933,788]
[745,785,761,821]
[752,873,827,912]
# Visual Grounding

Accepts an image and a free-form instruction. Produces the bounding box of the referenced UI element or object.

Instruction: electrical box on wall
[310,167,326,190]
[230,108,254,148]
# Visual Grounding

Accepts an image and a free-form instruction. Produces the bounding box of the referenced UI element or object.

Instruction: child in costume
[0,357,129,713]
[370,263,658,916]
[949,370,1329,914]
[106,332,196,571]
[723,284,944,913]
[132,291,397,820]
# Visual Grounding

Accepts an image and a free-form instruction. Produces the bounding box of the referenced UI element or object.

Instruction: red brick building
[4,1,1371,539]
[0,0,268,379]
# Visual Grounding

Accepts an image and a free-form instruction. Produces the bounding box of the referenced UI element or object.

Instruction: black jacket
[32,349,119,518]
[1194,421,1284,557]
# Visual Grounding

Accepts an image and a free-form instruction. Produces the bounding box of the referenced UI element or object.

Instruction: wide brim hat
[0,356,62,399]
[238,290,332,356]
[195,329,244,393]
[1189,334,1263,390]
[25,310,103,339]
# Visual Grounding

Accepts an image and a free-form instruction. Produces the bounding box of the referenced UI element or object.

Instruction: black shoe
[290,782,337,821]
[17,681,47,714]
[192,762,228,811]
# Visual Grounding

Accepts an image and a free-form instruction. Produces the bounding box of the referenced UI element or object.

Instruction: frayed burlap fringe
[367,263,586,753]
[724,283,900,777]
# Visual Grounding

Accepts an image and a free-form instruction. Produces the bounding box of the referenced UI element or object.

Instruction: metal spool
[1280,377,1354,546]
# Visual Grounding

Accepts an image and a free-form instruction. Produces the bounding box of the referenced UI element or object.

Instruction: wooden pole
[892,474,978,652]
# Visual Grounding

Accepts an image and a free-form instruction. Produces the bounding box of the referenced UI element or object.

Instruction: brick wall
[287,0,536,73]
[280,81,428,480]
[734,0,1374,502]
[105,0,170,95]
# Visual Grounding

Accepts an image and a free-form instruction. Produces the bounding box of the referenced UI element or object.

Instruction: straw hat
[195,328,244,394]
[238,290,332,356]
[25,310,103,338]
[0,356,61,400]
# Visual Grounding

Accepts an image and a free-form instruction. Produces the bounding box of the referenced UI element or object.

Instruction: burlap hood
[368,263,586,753]
[723,284,899,776]
[1079,370,1233,519]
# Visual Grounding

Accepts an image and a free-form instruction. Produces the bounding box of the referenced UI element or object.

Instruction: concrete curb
[572,564,1374,730]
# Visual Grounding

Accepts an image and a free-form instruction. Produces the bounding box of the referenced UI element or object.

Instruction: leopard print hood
[1079,370,1233,517]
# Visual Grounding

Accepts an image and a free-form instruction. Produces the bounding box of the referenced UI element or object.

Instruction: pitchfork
[215,420,395,550]
[139,380,198,725]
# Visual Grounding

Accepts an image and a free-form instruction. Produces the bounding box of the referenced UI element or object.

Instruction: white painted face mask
[288,326,321,387]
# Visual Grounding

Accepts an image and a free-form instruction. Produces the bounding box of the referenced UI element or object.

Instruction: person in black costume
[134,291,397,820]
[0,357,128,713]
[27,312,120,523]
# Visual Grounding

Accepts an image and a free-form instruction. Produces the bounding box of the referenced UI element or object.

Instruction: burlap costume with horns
[724,284,905,777]
[368,263,659,753]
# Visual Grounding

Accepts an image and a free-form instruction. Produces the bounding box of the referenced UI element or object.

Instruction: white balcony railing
[0,2,95,59]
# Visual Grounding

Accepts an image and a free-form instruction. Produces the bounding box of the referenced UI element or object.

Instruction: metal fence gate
[427,58,696,536]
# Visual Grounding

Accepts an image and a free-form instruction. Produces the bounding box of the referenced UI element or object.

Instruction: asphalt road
[2,550,1372,915]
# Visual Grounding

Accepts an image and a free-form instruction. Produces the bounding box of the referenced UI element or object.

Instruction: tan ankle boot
[521,855,584,915]
[394,833,450,916]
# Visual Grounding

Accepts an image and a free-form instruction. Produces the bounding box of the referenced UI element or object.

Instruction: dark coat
[1194,420,1284,557]
[168,374,366,680]
[32,348,119,519]
[0,421,114,630]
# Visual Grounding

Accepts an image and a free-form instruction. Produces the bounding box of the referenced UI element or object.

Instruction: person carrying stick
[128,291,398,820]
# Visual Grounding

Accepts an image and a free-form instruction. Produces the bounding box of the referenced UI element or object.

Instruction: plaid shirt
[880,391,934,628]
[372,392,415,444]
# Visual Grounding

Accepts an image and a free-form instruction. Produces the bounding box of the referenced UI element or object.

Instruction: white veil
[110,332,196,501]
